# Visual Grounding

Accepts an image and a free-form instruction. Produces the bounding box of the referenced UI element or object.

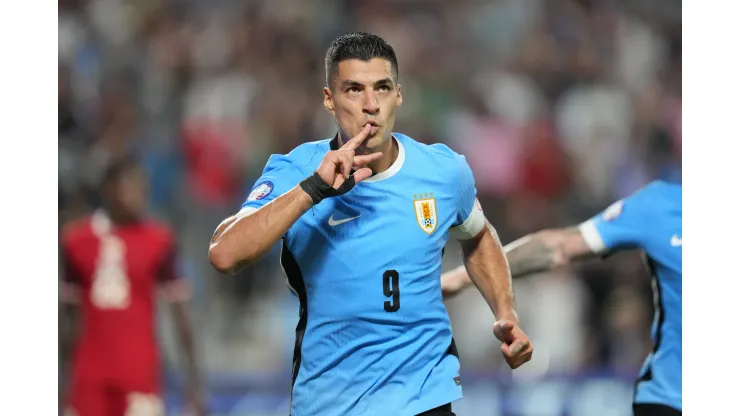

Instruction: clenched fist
[493,320,533,369]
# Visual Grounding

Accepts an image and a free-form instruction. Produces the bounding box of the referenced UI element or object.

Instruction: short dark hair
[325,32,399,88]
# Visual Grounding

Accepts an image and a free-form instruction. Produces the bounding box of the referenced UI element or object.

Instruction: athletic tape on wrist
[299,172,356,204]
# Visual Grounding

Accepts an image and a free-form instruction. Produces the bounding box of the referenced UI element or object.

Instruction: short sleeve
[237,154,307,217]
[157,234,191,302]
[449,154,485,240]
[578,183,660,254]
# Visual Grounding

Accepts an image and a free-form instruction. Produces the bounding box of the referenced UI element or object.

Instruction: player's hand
[316,124,383,189]
[493,320,533,369]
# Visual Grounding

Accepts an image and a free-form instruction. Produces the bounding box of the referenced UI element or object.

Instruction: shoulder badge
[248,181,274,201]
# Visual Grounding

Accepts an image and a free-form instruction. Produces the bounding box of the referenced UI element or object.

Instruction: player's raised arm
[208,124,382,275]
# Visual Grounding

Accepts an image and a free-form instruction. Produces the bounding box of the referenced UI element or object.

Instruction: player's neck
[367,136,398,175]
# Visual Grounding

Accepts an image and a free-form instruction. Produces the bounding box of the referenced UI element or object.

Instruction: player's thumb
[352,167,374,183]
[493,320,515,342]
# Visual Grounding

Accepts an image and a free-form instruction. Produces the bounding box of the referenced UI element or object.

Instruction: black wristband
[299,172,356,205]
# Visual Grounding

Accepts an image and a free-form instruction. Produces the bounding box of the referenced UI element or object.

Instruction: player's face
[324,58,403,151]
[113,167,149,218]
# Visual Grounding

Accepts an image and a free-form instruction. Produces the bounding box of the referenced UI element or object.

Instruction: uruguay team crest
[413,193,438,234]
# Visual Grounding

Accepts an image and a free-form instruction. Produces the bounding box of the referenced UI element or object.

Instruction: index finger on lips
[340,124,372,150]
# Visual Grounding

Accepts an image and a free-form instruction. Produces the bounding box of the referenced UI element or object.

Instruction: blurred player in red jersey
[59,157,205,416]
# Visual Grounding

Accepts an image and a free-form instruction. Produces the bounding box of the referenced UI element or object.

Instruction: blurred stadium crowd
[59,0,681,412]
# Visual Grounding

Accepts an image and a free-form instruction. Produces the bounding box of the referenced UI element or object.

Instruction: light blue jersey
[239,133,486,416]
[579,180,682,411]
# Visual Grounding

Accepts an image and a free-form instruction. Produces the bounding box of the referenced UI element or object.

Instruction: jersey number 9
[383,269,400,312]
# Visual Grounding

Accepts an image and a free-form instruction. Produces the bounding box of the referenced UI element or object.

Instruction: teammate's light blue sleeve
[238,154,306,216]
[578,182,660,254]
[448,152,486,240]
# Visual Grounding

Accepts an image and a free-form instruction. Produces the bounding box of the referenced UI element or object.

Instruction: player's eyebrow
[340,78,394,90]
[340,80,363,90]
[373,78,394,87]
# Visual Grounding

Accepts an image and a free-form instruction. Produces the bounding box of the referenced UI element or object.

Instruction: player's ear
[323,87,335,115]
[395,84,403,108]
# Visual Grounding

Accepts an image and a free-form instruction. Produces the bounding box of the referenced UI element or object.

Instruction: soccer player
[60,157,204,416]
[208,32,533,416]
[441,180,682,416]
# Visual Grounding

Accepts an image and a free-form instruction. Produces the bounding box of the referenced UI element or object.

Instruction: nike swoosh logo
[671,234,682,247]
[328,214,361,226]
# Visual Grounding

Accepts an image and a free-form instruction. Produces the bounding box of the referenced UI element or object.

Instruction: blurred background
[58,0,681,414]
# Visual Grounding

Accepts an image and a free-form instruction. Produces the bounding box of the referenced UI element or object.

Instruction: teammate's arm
[442,182,658,298]
[209,124,381,274]
[442,226,594,298]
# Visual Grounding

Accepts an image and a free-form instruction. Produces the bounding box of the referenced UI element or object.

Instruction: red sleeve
[157,234,191,302]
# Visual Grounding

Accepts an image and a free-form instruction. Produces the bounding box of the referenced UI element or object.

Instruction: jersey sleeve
[578,182,660,254]
[237,154,307,217]
[157,233,191,302]
[449,153,486,240]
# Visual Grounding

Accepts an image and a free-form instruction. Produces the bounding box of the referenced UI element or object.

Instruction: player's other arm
[457,218,534,368]
[458,221,519,323]
[449,153,532,369]
[442,225,594,298]
[208,124,381,274]
[169,301,205,414]
[158,239,205,414]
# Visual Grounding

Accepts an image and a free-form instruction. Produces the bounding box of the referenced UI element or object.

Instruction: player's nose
[362,91,380,115]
